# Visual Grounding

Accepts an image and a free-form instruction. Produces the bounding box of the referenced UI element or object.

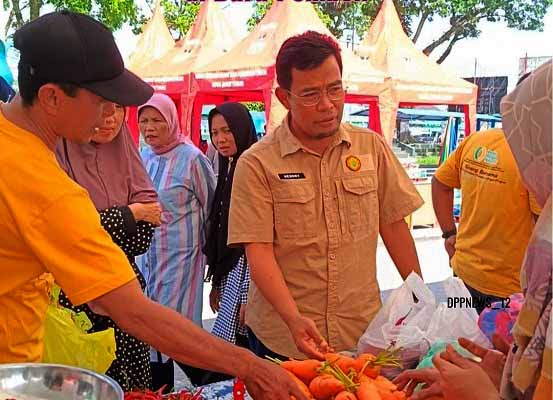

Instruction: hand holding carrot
[287,315,330,360]
[243,359,309,400]
[393,368,442,399]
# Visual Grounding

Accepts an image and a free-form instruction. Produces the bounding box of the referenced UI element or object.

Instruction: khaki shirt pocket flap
[342,175,377,196]
[273,184,315,203]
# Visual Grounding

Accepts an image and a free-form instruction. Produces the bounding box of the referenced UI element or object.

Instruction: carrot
[286,370,314,399]
[353,354,377,372]
[309,375,346,399]
[356,381,382,400]
[391,391,407,400]
[373,376,396,392]
[379,393,396,400]
[325,353,357,373]
[362,366,380,379]
[281,359,322,384]
[334,391,358,400]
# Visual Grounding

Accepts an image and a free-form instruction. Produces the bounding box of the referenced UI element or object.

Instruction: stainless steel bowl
[0,364,123,399]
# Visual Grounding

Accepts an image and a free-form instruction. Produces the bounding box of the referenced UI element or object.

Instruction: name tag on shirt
[278,172,306,180]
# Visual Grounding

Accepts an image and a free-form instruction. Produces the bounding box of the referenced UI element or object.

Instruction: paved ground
[174,229,452,390]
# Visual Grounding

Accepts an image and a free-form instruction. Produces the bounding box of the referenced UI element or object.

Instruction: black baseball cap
[13,10,153,106]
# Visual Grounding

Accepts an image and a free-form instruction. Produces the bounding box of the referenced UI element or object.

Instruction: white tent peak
[127,0,174,75]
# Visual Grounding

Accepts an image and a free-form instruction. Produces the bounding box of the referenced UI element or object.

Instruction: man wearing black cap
[0,11,305,400]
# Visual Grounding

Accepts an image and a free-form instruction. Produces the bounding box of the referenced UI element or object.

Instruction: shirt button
[324,190,330,196]
[329,223,335,229]
[329,254,336,260]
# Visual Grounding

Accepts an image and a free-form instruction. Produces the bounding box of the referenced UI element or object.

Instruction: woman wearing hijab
[204,102,258,348]
[394,61,552,400]
[137,93,216,390]
[55,103,161,391]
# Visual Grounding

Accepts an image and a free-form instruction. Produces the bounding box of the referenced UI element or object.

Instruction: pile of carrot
[269,348,407,400]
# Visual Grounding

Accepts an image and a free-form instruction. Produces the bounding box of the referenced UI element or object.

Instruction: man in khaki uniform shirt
[228,31,424,360]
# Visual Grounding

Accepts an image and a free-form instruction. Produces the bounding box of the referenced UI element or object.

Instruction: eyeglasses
[286,84,345,107]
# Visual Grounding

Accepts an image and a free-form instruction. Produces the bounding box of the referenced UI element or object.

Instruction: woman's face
[210,113,238,158]
[90,103,125,144]
[138,107,171,148]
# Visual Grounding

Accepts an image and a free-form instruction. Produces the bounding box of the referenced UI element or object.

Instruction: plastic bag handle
[403,272,436,305]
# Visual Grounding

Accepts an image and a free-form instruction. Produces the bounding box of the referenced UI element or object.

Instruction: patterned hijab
[500,61,552,399]
[56,114,158,211]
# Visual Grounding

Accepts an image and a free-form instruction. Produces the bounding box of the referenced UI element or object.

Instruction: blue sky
[2,1,552,90]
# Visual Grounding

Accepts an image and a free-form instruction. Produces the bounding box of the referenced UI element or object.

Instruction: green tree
[249,0,552,64]
[3,0,142,35]
[154,0,200,39]
[2,0,201,39]
[243,101,265,112]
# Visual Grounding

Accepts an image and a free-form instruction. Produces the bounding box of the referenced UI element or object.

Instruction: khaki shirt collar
[278,114,352,158]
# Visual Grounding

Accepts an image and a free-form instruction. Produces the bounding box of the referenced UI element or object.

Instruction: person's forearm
[431,176,456,232]
[245,243,300,325]
[90,282,256,379]
[380,219,422,279]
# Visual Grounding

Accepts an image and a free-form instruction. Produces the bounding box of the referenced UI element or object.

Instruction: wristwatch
[442,228,457,239]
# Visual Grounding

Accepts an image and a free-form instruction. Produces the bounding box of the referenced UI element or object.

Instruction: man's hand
[456,337,507,389]
[444,235,456,260]
[393,368,442,400]
[129,202,162,226]
[209,287,220,313]
[287,315,330,360]
[432,344,501,400]
[244,359,308,400]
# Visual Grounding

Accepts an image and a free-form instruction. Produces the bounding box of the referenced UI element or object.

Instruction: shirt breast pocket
[273,183,316,240]
[337,174,378,237]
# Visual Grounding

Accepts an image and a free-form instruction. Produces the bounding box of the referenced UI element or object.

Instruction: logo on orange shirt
[474,146,487,162]
[345,155,361,171]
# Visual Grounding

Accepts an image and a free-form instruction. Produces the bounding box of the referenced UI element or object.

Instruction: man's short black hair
[517,72,532,86]
[276,31,343,91]
[18,61,79,107]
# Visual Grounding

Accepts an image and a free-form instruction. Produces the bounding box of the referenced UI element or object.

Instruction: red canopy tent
[127,0,240,144]
[355,0,478,144]
[189,0,387,143]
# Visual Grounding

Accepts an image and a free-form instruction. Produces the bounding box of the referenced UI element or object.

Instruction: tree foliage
[3,0,550,64]
[2,0,200,39]
[249,0,552,63]
[2,0,142,35]
[153,0,200,39]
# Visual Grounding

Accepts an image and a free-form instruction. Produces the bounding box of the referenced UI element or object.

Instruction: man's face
[56,88,115,143]
[279,55,345,141]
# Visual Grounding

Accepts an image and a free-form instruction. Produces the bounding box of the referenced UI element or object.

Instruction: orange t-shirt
[0,111,136,362]
[434,129,538,297]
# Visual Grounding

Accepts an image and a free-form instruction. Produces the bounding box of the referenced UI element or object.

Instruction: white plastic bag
[357,273,436,373]
[357,274,490,376]
[425,277,491,348]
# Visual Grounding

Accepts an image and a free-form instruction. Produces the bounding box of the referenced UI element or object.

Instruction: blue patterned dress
[138,142,216,361]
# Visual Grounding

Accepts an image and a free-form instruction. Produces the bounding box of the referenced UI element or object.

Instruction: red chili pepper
[125,386,204,400]
[233,378,245,400]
